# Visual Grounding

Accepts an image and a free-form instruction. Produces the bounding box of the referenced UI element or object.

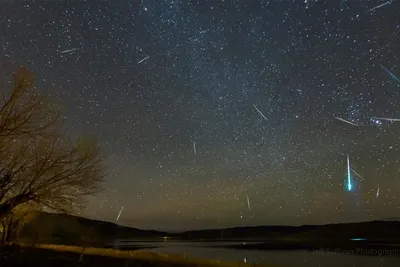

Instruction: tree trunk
[1,222,8,244]
[1,231,6,244]
[1,223,5,244]
[4,226,10,243]
[0,194,33,221]
[5,222,14,243]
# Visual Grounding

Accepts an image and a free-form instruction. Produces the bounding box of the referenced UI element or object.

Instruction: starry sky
[0,0,400,231]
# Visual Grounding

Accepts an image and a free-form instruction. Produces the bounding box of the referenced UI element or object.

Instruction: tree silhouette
[0,67,104,222]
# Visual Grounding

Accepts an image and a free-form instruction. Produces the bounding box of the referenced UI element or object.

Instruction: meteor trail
[193,142,196,155]
[367,1,392,12]
[381,64,400,83]
[347,155,352,191]
[253,105,268,121]
[372,117,400,122]
[335,117,358,126]
[116,206,124,222]
[376,186,380,198]
[60,48,78,54]
[137,56,150,64]
[351,168,365,181]
[246,195,251,211]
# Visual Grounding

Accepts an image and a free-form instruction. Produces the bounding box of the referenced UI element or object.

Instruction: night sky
[1,0,400,231]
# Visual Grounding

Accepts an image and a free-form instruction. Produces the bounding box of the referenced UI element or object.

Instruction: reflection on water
[111,241,400,267]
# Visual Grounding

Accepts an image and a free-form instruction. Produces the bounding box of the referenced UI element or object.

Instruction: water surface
[109,240,400,267]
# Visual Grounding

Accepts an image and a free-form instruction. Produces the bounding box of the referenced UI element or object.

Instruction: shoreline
[8,243,266,267]
[97,238,400,258]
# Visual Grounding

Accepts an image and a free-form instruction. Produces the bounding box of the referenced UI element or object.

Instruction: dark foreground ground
[0,245,174,267]
[0,244,258,267]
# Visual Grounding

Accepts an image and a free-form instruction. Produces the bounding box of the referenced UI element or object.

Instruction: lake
[108,240,400,267]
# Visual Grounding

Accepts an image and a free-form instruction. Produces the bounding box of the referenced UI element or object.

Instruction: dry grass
[0,243,270,267]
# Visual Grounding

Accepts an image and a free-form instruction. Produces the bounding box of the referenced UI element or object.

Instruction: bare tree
[0,67,104,221]
[0,67,59,139]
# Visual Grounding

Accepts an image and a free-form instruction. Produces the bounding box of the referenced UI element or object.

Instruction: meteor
[246,195,251,211]
[116,206,124,222]
[381,64,400,83]
[367,1,392,12]
[335,117,358,126]
[371,117,400,122]
[137,56,150,64]
[193,142,196,155]
[253,105,268,121]
[347,155,352,191]
[59,48,78,54]
[351,168,364,181]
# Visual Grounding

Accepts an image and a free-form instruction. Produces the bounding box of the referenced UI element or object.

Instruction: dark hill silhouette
[176,225,318,239]
[177,221,400,240]
[18,211,167,245]
[288,220,400,239]
[16,212,400,246]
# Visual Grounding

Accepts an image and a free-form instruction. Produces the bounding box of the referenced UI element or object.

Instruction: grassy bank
[0,243,270,267]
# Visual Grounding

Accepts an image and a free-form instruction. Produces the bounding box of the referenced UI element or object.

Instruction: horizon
[79,212,400,233]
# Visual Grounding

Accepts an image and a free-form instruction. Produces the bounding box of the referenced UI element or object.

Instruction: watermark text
[312,248,400,256]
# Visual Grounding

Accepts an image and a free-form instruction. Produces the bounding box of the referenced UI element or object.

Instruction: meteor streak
[351,168,365,181]
[137,56,150,64]
[335,117,358,126]
[246,195,251,211]
[367,1,392,12]
[253,105,268,121]
[347,155,352,191]
[193,142,196,155]
[376,186,380,198]
[381,64,400,83]
[116,206,124,222]
[372,117,400,122]
[60,48,78,54]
